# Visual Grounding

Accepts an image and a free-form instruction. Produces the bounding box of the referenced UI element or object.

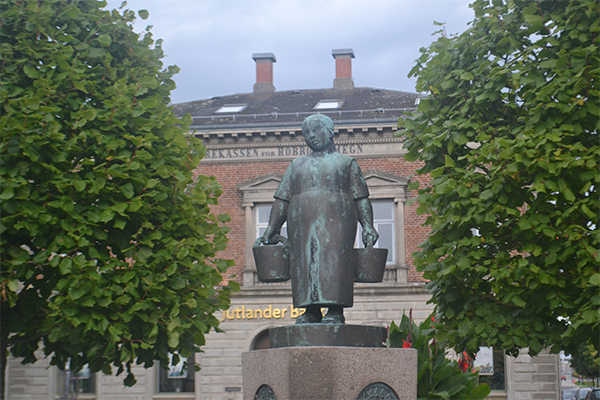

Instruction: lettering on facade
[220,305,306,321]
[204,144,363,161]
[335,143,363,155]
[204,148,260,160]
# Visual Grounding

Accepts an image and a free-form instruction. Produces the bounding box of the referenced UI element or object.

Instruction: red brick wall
[256,62,273,84]
[335,57,352,79]
[194,156,430,285]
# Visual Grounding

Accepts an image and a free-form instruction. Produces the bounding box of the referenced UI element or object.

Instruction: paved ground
[562,380,577,388]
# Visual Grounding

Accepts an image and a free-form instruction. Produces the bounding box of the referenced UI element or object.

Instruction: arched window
[251,329,270,350]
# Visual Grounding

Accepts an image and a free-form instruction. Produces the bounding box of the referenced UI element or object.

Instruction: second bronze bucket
[354,246,388,283]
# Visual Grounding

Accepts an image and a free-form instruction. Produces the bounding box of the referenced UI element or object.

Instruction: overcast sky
[104,0,475,105]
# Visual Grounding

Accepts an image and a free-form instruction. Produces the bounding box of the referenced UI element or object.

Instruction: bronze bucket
[354,246,388,283]
[252,235,290,283]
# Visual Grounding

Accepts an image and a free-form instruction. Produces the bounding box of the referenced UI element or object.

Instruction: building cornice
[234,282,427,299]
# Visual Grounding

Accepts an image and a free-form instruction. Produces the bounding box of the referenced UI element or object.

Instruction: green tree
[571,342,600,382]
[0,0,237,396]
[399,0,599,358]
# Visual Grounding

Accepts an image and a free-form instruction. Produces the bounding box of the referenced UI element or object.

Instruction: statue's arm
[260,198,289,244]
[355,197,379,247]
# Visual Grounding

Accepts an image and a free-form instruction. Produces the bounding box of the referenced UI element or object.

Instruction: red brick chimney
[332,49,355,90]
[252,53,276,93]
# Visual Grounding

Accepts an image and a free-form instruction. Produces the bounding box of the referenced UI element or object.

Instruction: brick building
[4,50,560,400]
[175,49,429,287]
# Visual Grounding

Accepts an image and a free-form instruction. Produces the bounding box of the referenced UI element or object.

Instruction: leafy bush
[389,312,490,400]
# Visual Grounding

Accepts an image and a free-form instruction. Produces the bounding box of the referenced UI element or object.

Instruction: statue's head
[302,114,334,151]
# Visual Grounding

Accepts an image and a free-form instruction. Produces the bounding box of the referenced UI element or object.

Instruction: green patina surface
[256,114,380,325]
[269,324,388,348]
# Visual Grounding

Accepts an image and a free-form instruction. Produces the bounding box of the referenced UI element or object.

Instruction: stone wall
[6,351,56,400]
[506,349,561,400]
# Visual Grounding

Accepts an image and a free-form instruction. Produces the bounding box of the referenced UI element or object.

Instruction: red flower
[459,352,472,372]
[402,340,412,348]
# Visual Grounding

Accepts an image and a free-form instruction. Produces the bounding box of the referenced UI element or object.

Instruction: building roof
[172,87,421,132]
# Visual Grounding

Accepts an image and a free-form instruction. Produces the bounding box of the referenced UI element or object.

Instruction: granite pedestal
[243,346,417,400]
[242,324,417,400]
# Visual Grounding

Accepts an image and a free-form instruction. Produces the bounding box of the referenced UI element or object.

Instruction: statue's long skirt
[287,190,357,308]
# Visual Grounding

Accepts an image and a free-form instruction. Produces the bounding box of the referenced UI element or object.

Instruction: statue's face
[304,122,332,151]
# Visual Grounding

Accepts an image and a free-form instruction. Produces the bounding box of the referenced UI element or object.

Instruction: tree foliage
[399,0,599,358]
[0,0,237,390]
[571,342,600,380]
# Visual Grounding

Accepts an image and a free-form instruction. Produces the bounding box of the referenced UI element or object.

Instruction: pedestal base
[242,346,417,400]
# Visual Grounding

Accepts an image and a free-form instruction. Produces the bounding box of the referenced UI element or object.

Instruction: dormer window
[215,104,247,114]
[314,100,344,110]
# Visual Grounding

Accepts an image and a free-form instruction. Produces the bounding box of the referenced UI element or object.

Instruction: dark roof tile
[172,87,422,130]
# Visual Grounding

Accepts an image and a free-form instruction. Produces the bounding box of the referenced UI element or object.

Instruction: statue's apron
[275,153,368,308]
[287,190,357,307]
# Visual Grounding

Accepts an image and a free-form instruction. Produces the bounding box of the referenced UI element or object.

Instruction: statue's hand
[362,226,379,247]
[255,232,285,247]
[255,236,268,247]
[256,226,281,246]
[266,236,280,245]
[258,226,274,245]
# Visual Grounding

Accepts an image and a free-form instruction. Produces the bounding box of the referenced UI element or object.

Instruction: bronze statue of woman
[259,114,379,324]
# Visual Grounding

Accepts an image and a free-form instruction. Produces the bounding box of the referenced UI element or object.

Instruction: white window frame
[356,199,396,265]
[238,173,286,286]
[214,104,247,114]
[156,353,196,394]
[314,99,344,110]
[255,203,287,240]
[56,362,97,399]
[360,170,409,283]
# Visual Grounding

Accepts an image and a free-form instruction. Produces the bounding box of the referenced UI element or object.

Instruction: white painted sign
[474,347,494,376]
